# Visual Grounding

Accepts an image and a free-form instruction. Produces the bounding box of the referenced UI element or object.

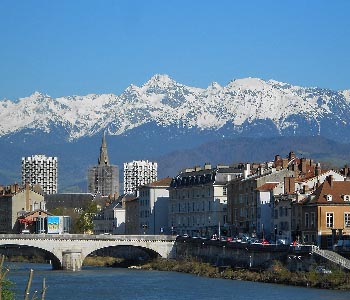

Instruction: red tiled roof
[309,177,350,204]
[256,182,279,191]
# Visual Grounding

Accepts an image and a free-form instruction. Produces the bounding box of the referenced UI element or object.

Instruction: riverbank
[5,255,350,290]
[139,258,350,290]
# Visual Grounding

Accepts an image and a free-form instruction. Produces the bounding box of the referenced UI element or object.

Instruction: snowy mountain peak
[227,77,272,90]
[208,82,222,90]
[144,74,176,88]
[1,74,350,142]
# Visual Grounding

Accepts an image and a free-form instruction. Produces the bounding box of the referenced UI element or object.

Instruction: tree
[75,202,99,234]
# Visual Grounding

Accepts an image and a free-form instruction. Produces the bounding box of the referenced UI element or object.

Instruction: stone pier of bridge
[62,250,83,271]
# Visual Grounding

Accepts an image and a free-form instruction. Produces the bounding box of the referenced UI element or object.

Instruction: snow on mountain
[1,75,349,141]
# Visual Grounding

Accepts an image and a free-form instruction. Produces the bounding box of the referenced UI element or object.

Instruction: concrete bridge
[0,234,176,271]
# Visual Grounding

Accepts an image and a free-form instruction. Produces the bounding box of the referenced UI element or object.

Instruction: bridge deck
[0,234,176,241]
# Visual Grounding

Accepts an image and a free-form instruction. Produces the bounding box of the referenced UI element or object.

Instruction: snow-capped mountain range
[1,74,350,192]
[1,74,350,141]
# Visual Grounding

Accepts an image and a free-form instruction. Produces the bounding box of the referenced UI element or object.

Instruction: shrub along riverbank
[139,258,350,290]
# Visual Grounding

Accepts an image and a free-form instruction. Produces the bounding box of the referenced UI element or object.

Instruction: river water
[5,262,350,300]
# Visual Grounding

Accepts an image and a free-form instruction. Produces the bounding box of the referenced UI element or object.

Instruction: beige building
[0,184,45,233]
[227,167,294,237]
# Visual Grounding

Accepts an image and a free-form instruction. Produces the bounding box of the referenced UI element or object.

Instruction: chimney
[204,163,212,170]
[243,164,251,179]
[315,163,321,176]
[282,158,288,169]
[327,175,334,187]
[284,177,295,194]
[289,151,295,160]
[303,185,309,194]
[301,158,307,174]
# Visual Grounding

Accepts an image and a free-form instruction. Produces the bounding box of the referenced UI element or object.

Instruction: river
[5,262,350,300]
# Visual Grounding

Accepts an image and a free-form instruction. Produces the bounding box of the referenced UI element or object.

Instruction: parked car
[277,238,288,245]
[315,266,332,274]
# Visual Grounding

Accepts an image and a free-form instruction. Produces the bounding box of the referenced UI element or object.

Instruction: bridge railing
[0,234,176,241]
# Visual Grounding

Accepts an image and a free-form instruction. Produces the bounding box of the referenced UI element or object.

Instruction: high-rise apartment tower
[21,154,58,194]
[123,160,157,195]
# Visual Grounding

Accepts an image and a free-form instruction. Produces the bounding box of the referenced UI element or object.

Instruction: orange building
[301,175,350,249]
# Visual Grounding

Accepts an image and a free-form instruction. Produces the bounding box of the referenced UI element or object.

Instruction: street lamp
[274,225,277,244]
[142,224,148,235]
[262,223,264,240]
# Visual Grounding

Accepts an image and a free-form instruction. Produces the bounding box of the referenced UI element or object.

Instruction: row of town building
[94,150,350,250]
[2,132,350,250]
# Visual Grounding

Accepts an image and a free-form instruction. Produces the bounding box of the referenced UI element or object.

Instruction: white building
[93,198,126,235]
[138,178,172,235]
[256,182,283,241]
[22,155,58,194]
[123,160,157,195]
[168,164,244,237]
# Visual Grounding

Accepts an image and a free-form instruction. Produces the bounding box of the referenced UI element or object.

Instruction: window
[344,213,350,228]
[311,212,315,228]
[326,212,334,228]
[305,213,309,228]
[326,194,333,201]
[343,195,350,202]
[223,187,227,196]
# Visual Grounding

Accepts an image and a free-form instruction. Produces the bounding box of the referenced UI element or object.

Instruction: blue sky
[1,0,349,100]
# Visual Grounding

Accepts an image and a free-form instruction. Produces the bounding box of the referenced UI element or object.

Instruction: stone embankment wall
[175,237,315,271]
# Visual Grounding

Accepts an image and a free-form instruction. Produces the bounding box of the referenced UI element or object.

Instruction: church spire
[98,131,110,166]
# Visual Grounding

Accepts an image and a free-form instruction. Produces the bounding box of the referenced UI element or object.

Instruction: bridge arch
[88,244,160,259]
[85,245,160,265]
[0,243,61,269]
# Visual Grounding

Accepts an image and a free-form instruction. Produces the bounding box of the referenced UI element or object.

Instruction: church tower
[98,131,110,166]
[87,132,119,197]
